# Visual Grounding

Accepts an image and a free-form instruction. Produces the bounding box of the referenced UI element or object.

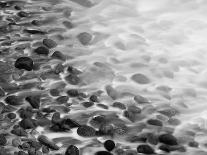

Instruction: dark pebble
[18,151,28,155]
[147,133,158,145]
[104,140,115,152]
[19,118,37,129]
[96,103,108,109]
[81,101,94,108]
[52,112,61,124]
[125,134,147,143]
[89,115,107,128]
[30,141,42,150]
[15,57,33,71]
[61,118,81,128]
[42,107,56,113]
[50,89,60,96]
[7,112,16,119]
[54,63,64,74]
[98,124,114,136]
[25,95,40,109]
[158,134,178,146]
[65,74,80,85]
[34,46,49,55]
[56,96,69,104]
[67,66,82,75]
[89,95,98,102]
[17,11,29,17]
[137,144,154,154]
[42,145,50,154]
[77,125,96,137]
[14,5,21,10]
[19,108,33,119]
[62,21,73,29]
[188,141,199,147]
[112,102,126,110]
[77,32,92,45]
[43,39,57,49]
[65,145,79,155]
[159,144,171,153]
[37,135,59,150]
[0,134,7,146]
[20,142,30,151]
[127,105,141,113]
[24,29,46,35]
[5,95,22,106]
[95,151,113,155]
[123,110,137,122]
[31,20,41,26]
[67,89,79,97]
[51,51,66,61]
[147,119,163,126]
[36,117,51,127]
[11,127,27,137]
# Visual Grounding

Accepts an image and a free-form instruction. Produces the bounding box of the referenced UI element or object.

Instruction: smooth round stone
[17,11,29,17]
[50,89,60,97]
[11,127,27,137]
[25,95,40,109]
[52,112,61,124]
[65,145,79,155]
[34,46,49,55]
[15,57,33,71]
[19,118,37,129]
[137,144,154,154]
[54,63,64,74]
[158,108,179,118]
[65,74,80,85]
[89,95,99,102]
[51,51,66,61]
[158,134,178,146]
[95,151,113,155]
[67,89,79,97]
[43,39,57,49]
[14,5,21,10]
[112,102,126,110]
[159,144,171,153]
[125,134,147,143]
[77,125,96,137]
[147,119,163,126]
[37,135,59,150]
[56,96,69,104]
[96,104,108,109]
[0,134,7,146]
[62,21,73,29]
[77,32,92,45]
[131,73,150,84]
[5,95,22,106]
[81,101,94,108]
[31,20,42,26]
[98,124,114,136]
[134,95,149,104]
[7,112,16,119]
[19,108,33,119]
[104,140,115,151]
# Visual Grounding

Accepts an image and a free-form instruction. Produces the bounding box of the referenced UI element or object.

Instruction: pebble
[0,102,5,114]
[0,134,7,146]
[98,124,114,136]
[20,142,30,151]
[158,134,178,146]
[159,144,170,153]
[95,151,113,155]
[7,112,16,119]
[81,101,94,108]
[67,66,82,75]
[17,11,29,17]
[43,39,57,49]
[123,150,137,155]
[65,74,80,85]
[42,145,49,154]
[123,110,136,122]
[147,133,158,145]
[65,145,79,155]
[96,103,108,109]
[24,29,46,35]
[147,119,163,126]
[77,125,96,137]
[104,140,115,151]
[19,108,33,119]
[54,63,64,74]
[5,95,22,106]
[51,51,66,61]
[52,112,61,124]
[158,108,179,118]
[31,20,42,26]
[134,95,149,104]
[89,94,99,102]
[18,151,28,155]
[25,95,40,109]
[77,32,92,45]
[188,141,199,147]
[11,127,27,137]
[61,118,81,128]
[30,141,42,150]
[15,57,34,71]
[37,135,59,150]
[56,96,69,104]
[67,89,79,97]
[127,105,141,114]
[112,102,126,110]
[137,144,154,154]
[131,73,150,84]
[19,118,37,129]
[62,21,73,29]
[12,138,21,147]
[89,115,107,128]
[34,46,49,55]
[105,85,119,100]
[125,134,147,143]
[50,89,60,96]
[168,118,181,126]
[14,5,21,10]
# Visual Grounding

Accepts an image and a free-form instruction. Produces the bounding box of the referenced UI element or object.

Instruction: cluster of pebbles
[0,0,204,155]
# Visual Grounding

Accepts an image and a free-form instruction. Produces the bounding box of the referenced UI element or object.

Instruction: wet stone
[95,151,113,155]
[37,135,59,150]
[67,66,82,75]
[131,73,150,84]
[56,96,69,104]
[50,89,60,96]
[30,141,42,151]
[19,118,37,129]
[123,110,137,122]
[51,51,66,61]
[188,141,199,147]
[43,39,57,49]
[14,5,21,10]
[0,134,7,146]
[77,32,92,45]
[15,57,33,71]
[65,74,80,85]
[105,85,119,100]
[89,95,99,102]
[104,140,115,152]
[7,112,16,119]
[31,20,41,26]
[125,134,147,143]
[24,29,46,35]
[54,63,64,74]
[97,103,108,109]
[11,127,27,137]
[81,101,94,108]
[112,102,126,110]
[25,95,40,109]
[158,134,178,146]
[62,21,73,29]
[158,108,179,118]
[134,95,149,104]
[137,144,154,154]
[77,125,96,137]
[34,46,49,55]
[127,105,141,114]
[17,11,29,17]
[147,119,163,126]
[19,108,33,119]
[67,89,79,97]
[20,142,30,151]
[0,102,5,114]
[5,95,22,106]
[65,145,79,155]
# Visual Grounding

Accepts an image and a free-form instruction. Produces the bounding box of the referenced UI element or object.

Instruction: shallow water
[2,0,207,154]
